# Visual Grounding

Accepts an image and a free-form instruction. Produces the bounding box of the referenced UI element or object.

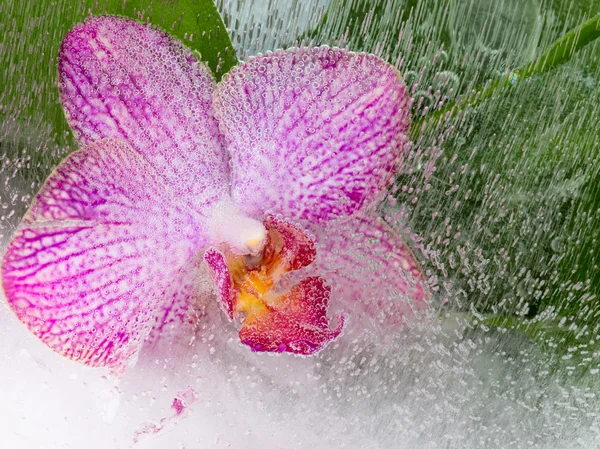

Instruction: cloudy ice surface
[217,0,331,56]
[1,268,599,449]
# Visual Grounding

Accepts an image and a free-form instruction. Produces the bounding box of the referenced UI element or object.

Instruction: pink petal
[1,140,204,369]
[263,215,316,271]
[59,15,229,205]
[213,47,410,222]
[203,247,235,319]
[145,253,210,349]
[134,387,198,444]
[313,215,429,329]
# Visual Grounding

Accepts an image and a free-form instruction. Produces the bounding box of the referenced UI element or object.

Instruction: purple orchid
[1,16,428,370]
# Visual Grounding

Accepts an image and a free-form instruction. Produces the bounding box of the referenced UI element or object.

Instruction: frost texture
[2,15,419,368]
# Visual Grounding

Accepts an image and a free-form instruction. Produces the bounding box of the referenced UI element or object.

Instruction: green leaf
[412,12,600,138]
[114,0,237,80]
[479,314,600,375]
[520,12,600,79]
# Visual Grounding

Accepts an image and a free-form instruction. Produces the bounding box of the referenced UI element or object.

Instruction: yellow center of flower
[205,214,343,355]
[226,226,287,321]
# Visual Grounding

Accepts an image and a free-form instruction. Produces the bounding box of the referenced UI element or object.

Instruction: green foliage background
[303,0,600,371]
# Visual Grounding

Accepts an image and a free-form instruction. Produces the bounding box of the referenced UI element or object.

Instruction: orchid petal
[1,140,204,369]
[262,215,316,271]
[59,16,229,205]
[214,47,409,221]
[314,215,429,329]
[204,247,235,319]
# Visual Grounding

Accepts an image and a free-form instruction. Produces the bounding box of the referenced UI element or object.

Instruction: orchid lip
[204,214,344,356]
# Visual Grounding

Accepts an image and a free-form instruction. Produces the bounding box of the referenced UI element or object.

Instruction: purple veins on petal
[3,224,160,367]
[203,247,235,319]
[2,14,429,369]
[58,15,230,208]
[213,46,410,222]
[1,139,207,369]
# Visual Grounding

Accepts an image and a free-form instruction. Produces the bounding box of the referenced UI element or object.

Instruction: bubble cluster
[2,2,600,447]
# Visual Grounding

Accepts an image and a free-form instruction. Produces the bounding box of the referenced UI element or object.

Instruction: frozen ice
[1,0,600,447]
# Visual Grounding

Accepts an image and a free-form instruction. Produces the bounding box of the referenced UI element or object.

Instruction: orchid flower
[0,16,428,370]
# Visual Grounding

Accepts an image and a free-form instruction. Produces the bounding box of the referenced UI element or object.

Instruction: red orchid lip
[204,215,344,356]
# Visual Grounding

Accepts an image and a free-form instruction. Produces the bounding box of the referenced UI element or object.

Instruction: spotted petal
[204,247,235,319]
[59,15,229,206]
[314,215,429,330]
[1,140,204,369]
[262,215,316,271]
[214,47,409,222]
